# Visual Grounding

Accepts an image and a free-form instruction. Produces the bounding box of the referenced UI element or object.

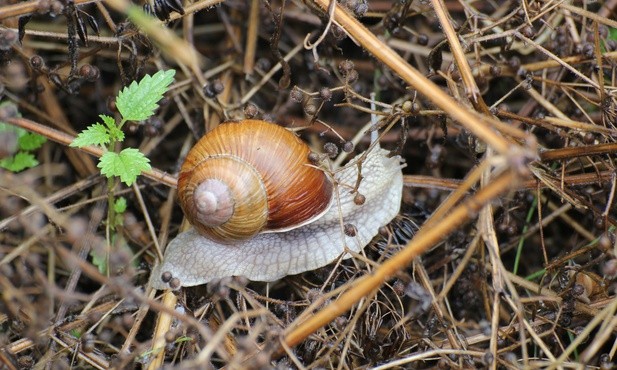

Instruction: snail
[150,120,404,289]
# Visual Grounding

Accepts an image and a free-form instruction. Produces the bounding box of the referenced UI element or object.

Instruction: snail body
[151,120,404,289]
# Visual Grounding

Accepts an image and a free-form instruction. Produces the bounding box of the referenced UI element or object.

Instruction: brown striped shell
[178,120,334,244]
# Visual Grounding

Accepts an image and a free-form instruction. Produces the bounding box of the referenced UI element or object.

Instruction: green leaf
[101,114,124,142]
[90,247,107,275]
[70,123,111,148]
[98,148,151,186]
[114,196,127,214]
[0,152,39,172]
[115,70,175,122]
[18,132,47,150]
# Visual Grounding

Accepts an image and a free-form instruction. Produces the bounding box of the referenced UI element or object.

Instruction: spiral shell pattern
[177,120,334,243]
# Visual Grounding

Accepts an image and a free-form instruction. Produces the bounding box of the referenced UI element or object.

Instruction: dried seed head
[342,141,354,152]
[50,0,64,15]
[521,25,535,38]
[290,86,303,103]
[0,29,18,51]
[203,79,224,98]
[303,102,317,116]
[338,60,355,75]
[330,24,346,40]
[582,43,594,58]
[354,2,368,17]
[346,69,359,83]
[344,223,357,237]
[319,87,332,101]
[571,283,585,297]
[243,103,258,118]
[323,142,339,158]
[354,193,366,205]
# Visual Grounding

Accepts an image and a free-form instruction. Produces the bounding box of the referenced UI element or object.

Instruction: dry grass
[1,0,617,369]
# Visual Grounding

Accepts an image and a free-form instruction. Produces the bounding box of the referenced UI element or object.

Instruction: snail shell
[151,120,404,289]
[177,120,333,243]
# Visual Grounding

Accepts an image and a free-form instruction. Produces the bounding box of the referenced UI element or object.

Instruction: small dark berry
[308,152,321,164]
[244,103,258,118]
[169,277,181,289]
[30,55,46,71]
[79,64,100,82]
[354,193,365,205]
[203,79,224,98]
[161,271,173,283]
[344,223,357,237]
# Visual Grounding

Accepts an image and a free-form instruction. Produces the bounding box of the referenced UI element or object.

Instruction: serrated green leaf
[18,132,47,150]
[70,123,111,148]
[100,115,124,142]
[108,126,124,142]
[101,114,116,130]
[0,152,39,172]
[116,70,175,122]
[98,148,151,186]
[114,196,127,214]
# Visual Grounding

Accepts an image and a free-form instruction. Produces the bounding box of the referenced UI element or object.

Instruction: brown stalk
[243,0,260,75]
[430,0,485,110]
[540,143,617,161]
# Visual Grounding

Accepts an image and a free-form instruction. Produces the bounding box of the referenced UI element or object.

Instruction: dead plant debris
[1,0,617,369]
